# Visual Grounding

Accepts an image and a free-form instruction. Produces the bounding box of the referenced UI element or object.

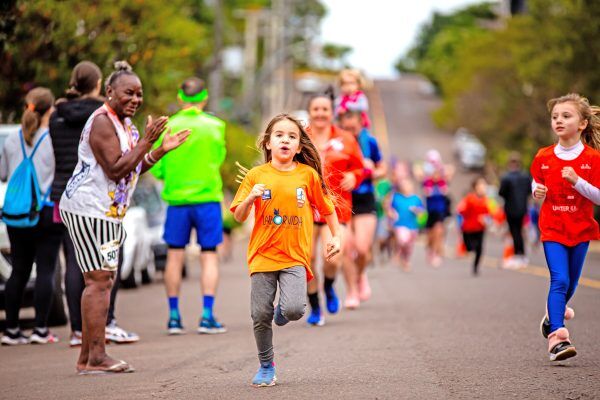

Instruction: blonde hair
[547,93,600,151]
[257,114,329,193]
[22,87,54,146]
[338,69,365,90]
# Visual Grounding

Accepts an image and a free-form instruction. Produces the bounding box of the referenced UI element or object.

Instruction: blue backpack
[1,129,52,228]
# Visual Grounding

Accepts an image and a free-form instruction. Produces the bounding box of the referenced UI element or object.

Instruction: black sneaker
[540,315,551,339]
[1,330,29,346]
[549,341,577,361]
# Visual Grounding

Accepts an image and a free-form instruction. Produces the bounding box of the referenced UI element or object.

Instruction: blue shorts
[163,203,223,250]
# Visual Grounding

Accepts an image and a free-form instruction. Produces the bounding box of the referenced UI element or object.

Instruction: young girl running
[231,114,341,387]
[386,177,425,272]
[532,93,600,361]
[457,177,490,276]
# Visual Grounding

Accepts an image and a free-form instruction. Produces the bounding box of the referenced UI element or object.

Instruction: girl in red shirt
[531,93,600,362]
[305,93,365,326]
[457,177,490,276]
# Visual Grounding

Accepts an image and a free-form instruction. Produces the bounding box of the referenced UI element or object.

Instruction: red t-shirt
[308,126,364,223]
[530,144,600,246]
[457,193,489,233]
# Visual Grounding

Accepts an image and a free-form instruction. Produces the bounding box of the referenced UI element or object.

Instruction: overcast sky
[320,0,490,78]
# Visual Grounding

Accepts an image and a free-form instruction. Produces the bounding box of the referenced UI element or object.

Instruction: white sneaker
[105,322,140,344]
[69,331,82,347]
[1,330,29,346]
[29,329,59,344]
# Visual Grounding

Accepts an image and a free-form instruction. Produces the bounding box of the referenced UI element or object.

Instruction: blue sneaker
[252,362,276,387]
[306,308,324,326]
[167,317,185,335]
[273,304,289,327]
[325,288,339,314]
[198,316,227,334]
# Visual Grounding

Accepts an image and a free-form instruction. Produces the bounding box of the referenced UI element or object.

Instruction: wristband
[144,152,157,166]
[147,150,158,164]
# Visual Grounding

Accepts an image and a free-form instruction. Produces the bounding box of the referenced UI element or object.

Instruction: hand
[340,172,357,192]
[161,128,191,152]
[533,183,548,200]
[561,167,579,185]
[248,184,266,201]
[144,115,169,143]
[325,235,341,261]
[363,159,375,171]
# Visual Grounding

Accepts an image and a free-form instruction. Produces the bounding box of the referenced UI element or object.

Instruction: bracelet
[144,152,156,166]
[147,150,158,164]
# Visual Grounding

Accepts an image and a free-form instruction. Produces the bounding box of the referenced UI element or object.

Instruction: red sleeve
[530,150,544,185]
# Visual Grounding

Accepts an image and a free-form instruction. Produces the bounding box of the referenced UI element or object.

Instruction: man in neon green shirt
[151,77,227,335]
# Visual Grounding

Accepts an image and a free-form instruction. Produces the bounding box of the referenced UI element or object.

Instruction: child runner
[532,93,600,361]
[386,177,425,272]
[306,93,364,325]
[338,111,386,309]
[334,69,371,128]
[457,177,490,276]
[231,114,341,387]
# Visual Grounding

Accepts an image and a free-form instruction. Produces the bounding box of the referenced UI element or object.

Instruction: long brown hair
[547,93,600,151]
[22,87,54,146]
[65,61,102,99]
[257,114,329,193]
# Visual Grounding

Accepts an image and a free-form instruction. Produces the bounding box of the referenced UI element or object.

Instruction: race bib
[100,240,120,271]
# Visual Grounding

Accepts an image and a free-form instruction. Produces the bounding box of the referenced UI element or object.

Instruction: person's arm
[324,213,342,261]
[498,176,508,200]
[89,114,168,181]
[233,184,264,222]
[340,136,365,191]
[570,175,600,205]
[530,154,547,201]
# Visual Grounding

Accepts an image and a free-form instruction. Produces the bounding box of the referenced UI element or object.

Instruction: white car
[453,128,486,170]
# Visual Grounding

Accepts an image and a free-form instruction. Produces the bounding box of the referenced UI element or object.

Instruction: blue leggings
[543,241,589,333]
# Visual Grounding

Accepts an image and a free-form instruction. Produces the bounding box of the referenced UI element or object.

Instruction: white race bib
[100,240,120,271]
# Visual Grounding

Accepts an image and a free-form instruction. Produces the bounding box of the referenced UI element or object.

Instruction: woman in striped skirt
[59,61,189,374]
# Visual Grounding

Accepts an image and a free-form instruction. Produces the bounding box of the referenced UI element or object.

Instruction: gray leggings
[251,266,307,364]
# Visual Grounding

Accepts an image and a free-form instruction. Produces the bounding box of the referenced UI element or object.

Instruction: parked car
[453,128,486,170]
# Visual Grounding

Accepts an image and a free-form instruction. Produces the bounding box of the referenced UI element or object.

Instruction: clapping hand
[161,128,191,152]
[144,116,169,143]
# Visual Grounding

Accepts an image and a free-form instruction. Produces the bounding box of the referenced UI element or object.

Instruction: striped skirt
[60,210,126,273]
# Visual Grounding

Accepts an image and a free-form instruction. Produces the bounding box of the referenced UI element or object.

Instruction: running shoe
[167,317,186,335]
[549,342,577,361]
[29,329,59,344]
[540,315,551,339]
[307,308,325,326]
[69,331,83,347]
[105,321,140,344]
[252,362,277,387]
[198,316,227,334]
[325,288,339,314]
[358,273,372,302]
[1,329,29,346]
[273,304,289,327]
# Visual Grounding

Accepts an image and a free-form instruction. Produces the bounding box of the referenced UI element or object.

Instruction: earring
[108,97,112,100]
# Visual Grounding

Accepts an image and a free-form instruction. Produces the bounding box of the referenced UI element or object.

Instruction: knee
[84,271,114,293]
[251,306,274,325]
[281,301,306,321]
[550,275,569,294]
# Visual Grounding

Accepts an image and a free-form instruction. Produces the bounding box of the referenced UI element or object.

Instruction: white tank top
[60,104,141,223]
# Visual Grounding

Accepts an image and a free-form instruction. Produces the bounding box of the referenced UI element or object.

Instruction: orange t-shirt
[230,162,335,280]
[530,144,600,246]
[308,126,364,223]
[457,193,489,233]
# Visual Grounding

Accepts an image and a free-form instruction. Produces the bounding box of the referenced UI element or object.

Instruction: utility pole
[208,0,224,113]
[240,9,261,116]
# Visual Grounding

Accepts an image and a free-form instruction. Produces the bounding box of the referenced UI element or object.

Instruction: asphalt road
[1,76,599,400]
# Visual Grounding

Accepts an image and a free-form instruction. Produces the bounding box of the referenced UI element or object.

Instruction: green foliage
[399,0,600,167]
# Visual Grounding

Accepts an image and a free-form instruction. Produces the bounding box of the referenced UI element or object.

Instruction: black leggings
[506,215,525,256]
[462,231,485,274]
[62,231,122,332]
[5,207,63,329]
